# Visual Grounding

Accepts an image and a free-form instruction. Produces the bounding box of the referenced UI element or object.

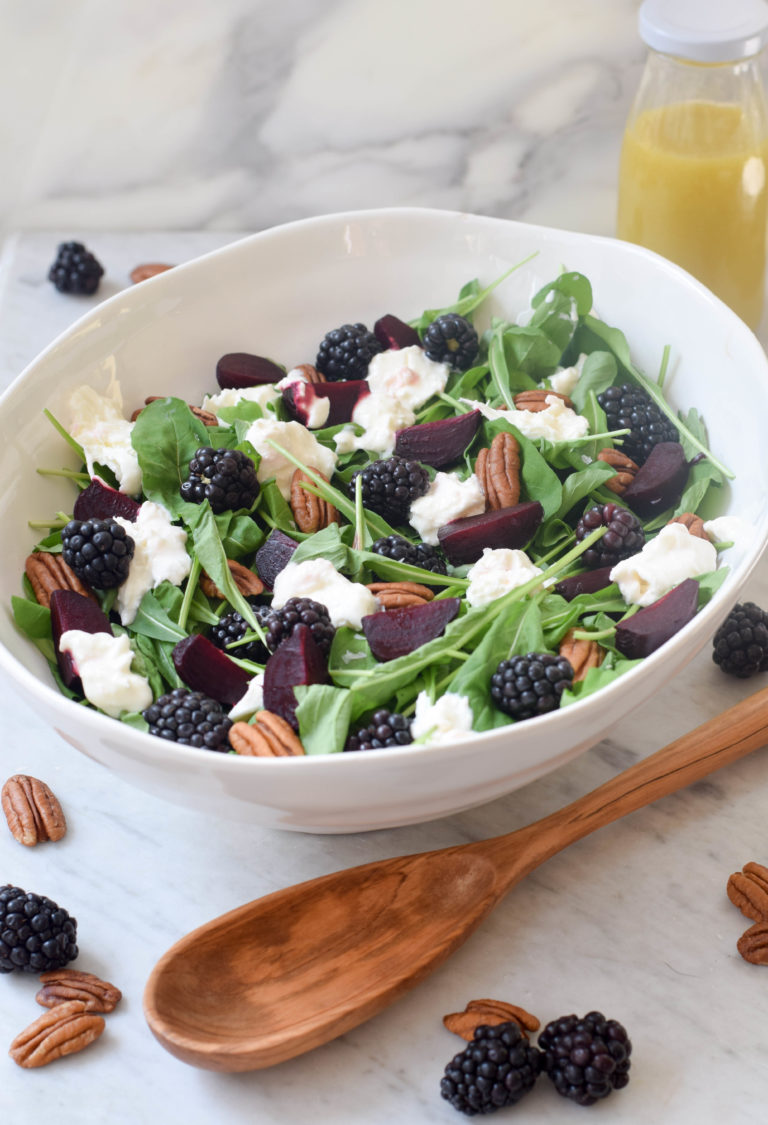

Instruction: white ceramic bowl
[1,208,767,832]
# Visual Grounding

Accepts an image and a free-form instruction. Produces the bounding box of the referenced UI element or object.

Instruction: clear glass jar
[617,0,768,329]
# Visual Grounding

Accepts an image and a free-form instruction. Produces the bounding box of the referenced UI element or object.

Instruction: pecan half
[366,581,435,609]
[475,431,521,510]
[737,921,768,965]
[24,553,95,609]
[36,969,122,1014]
[513,389,573,412]
[229,711,305,757]
[668,511,708,540]
[131,396,218,427]
[558,628,605,683]
[727,862,768,922]
[444,999,540,1041]
[129,262,174,284]
[596,448,639,496]
[1,774,66,847]
[199,559,264,600]
[291,363,326,385]
[290,468,339,533]
[9,1000,105,1068]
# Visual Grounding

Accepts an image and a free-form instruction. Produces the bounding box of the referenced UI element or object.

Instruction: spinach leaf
[184,503,260,631]
[295,684,353,755]
[11,596,52,640]
[531,271,593,317]
[570,352,617,413]
[131,398,209,516]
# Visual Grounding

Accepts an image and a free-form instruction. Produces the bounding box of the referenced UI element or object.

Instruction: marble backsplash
[0,0,644,240]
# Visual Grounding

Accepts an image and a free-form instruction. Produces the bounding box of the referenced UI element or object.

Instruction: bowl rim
[1,205,766,772]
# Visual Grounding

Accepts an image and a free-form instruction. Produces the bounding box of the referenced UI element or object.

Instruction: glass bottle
[617,0,768,329]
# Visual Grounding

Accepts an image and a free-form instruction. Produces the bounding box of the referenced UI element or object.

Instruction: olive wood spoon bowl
[144,684,768,1071]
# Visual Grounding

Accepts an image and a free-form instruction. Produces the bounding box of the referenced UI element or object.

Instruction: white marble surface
[2,0,768,1119]
[0,0,645,241]
[1,237,768,1124]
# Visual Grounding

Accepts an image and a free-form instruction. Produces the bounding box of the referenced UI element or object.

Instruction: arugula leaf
[531,271,593,317]
[184,503,261,631]
[130,591,188,642]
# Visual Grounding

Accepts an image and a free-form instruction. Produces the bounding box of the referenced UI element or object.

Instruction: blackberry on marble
[48,241,104,295]
[0,885,78,974]
[538,1010,632,1106]
[712,601,768,678]
[440,1020,542,1115]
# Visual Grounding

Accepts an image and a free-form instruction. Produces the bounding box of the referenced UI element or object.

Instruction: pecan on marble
[36,969,122,1014]
[229,711,305,757]
[727,862,768,923]
[289,467,338,533]
[1,774,66,846]
[24,552,95,609]
[596,448,640,496]
[475,431,520,510]
[199,559,264,600]
[129,262,174,284]
[558,628,605,683]
[443,999,540,1041]
[9,1000,105,1068]
[737,921,768,965]
[366,581,435,609]
[513,389,573,412]
[667,511,708,540]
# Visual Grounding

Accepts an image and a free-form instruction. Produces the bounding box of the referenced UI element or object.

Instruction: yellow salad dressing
[617,100,768,328]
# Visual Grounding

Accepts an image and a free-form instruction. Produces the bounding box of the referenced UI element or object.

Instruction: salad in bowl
[1,210,766,831]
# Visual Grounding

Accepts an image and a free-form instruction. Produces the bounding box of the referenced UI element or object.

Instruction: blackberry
[0,885,78,974]
[209,606,271,664]
[315,322,384,381]
[48,240,104,295]
[597,384,678,465]
[142,688,232,751]
[491,652,573,721]
[350,456,430,524]
[712,602,768,678]
[180,447,259,514]
[369,534,448,577]
[345,709,413,752]
[575,502,644,569]
[422,313,479,371]
[440,1021,542,1116]
[265,597,335,656]
[61,517,134,589]
[538,1011,632,1106]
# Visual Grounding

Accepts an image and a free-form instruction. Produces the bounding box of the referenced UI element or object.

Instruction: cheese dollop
[244,418,337,498]
[68,377,141,496]
[114,501,191,625]
[610,523,717,607]
[365,346,450,410]
[271,558,378,630]
[408,472,486,546]
[461,394,589,442]
[466,548,543,607]
[410,691,477,746]
[58,630,152,717]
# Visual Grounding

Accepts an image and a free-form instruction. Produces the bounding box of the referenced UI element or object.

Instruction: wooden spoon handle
[487,683,768,882]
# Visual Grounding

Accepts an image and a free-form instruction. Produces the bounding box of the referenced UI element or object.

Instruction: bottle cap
[639,0,768,62]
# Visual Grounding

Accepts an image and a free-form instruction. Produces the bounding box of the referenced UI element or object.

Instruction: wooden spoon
[144,684,768,1071]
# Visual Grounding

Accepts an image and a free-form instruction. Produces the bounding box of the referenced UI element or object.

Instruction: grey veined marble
[0,0,643,239]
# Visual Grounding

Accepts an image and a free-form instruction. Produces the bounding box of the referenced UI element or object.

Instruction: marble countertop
[1,231,768,1124]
